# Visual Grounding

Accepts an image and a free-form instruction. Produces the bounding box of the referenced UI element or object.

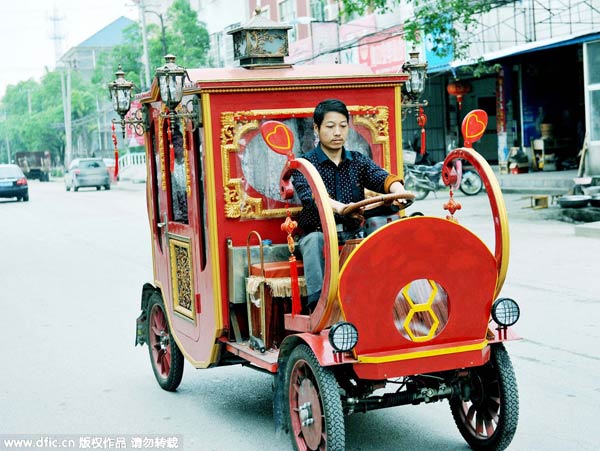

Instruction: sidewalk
[493,167,578,195]
[490,166,600,238]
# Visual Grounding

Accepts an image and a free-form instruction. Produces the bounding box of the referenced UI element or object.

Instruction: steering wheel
[341,192,415,216]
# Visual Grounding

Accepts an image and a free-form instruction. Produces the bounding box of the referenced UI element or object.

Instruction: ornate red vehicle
[109,14,520,451]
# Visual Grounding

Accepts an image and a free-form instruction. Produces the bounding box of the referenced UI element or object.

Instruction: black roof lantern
[227,8,292,68]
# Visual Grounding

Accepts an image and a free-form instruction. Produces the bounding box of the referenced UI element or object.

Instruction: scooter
[404,160,483,200]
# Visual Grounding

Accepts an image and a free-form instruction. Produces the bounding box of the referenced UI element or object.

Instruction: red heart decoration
[260,121,294,156]
[461,109,488,147]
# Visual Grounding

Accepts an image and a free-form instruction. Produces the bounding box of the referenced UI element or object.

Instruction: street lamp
[400,49,429,155]
[155,55,187,112]
[107,65,148,138]
[108,55,199,139]
[146,9,168,57]
[402,50,428,106]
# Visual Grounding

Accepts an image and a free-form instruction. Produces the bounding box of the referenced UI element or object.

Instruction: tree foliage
[1,0,211,165]
[340,0,493,60]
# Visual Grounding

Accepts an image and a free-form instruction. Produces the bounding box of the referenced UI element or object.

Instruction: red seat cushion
[250,261,304,278]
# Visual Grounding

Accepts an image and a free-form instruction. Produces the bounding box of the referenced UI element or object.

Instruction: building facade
[197,0,600,176]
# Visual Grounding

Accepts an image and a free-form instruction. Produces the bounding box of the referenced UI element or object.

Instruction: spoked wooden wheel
[285,345,344,451]
[147,294,184,391]
[450,344,519,451]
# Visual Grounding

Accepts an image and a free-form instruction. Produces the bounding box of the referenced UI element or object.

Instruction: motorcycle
[404,160,484,200]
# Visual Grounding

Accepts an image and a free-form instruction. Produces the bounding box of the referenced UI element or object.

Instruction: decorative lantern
[108,65,134,123]
[447,80,472,110]
[155,54,188,112]
[227,8,292,68]
[402,50,428,103]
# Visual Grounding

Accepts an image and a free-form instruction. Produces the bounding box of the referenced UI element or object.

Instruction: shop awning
[429,31,600,74]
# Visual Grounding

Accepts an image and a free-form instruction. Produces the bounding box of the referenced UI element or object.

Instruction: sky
[0,0,139,99]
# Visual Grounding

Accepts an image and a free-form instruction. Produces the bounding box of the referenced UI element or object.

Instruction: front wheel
[460,170,483,196]
[285,344,344,451]
[147,294,184,391]
[450,344,519,451]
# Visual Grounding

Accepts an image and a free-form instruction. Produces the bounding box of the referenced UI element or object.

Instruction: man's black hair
[313,99,349,128]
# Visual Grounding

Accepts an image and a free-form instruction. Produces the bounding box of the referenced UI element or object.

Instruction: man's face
[314,111,348,153]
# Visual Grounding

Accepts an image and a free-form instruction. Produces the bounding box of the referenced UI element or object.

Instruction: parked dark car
[0,164,29,201]
[65,158,111,192]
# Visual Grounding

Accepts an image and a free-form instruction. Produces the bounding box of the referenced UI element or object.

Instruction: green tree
[162,0,210,68]
[1,69,97,166]
[93,1,210,96]
[2,0,212,165]
[92,23,144,95]
[340,0,493,60]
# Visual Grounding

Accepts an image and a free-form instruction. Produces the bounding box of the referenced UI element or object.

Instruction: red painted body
[136,63,517,378]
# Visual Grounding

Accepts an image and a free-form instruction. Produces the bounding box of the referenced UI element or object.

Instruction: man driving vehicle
[292,98,407,312]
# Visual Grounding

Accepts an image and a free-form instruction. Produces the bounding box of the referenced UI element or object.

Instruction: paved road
[0,180,598,451]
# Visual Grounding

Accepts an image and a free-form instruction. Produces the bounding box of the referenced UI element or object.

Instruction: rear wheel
[450,344,519,451]
[285,344,344,451]
[104,184,111,190]
[22,194,29,202]
[147,293,184,391]
[460,170,483,196]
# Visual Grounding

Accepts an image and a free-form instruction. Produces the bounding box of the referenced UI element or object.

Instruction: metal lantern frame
[154,55,200,133]
[108,66,149,138]
[401,50,429,120]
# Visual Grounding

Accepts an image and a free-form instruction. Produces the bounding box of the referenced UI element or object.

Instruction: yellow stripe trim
[293,159,339,331]
[395,86,403,177]
[456,147,510,296]
[357,340,488,364]
[202,94,224,365]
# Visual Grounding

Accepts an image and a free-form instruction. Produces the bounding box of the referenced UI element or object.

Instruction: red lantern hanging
[416,106,427,155]
[447,80,472,110]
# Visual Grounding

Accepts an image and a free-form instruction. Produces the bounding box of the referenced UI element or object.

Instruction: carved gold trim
[221,106,392,219]
[181,118,191,196]
[158,110,166,191]
[350,105,391,172]
[168,234,196,321]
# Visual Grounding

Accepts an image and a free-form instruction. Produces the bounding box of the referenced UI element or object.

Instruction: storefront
[425,32,600,173]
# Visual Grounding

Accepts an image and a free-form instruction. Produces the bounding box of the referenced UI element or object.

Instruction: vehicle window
[80,160,105,169]
[238,116,371,211]
[0,166,23,178]
[150,128,164,250]
[169,130,189,224]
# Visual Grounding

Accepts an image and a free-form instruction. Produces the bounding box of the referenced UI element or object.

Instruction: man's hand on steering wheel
[340,192,416,216]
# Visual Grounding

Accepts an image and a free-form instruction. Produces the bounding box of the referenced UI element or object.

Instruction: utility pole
[139,0,151,89]
[61,59,75,166]
[146,10,168,57]
[1,111,10,164]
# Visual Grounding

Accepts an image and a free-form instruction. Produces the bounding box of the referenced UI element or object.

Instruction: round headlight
[328,322,359,352]
[491,298,520,327]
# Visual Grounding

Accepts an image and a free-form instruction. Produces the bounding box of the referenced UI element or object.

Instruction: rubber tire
[23,194,29,202]
[147,293,184,392]
[104,184,111,190]
[450,344,519,451]
[404,173,430,200]
[460,170,484,196]
[285,344,344,451]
